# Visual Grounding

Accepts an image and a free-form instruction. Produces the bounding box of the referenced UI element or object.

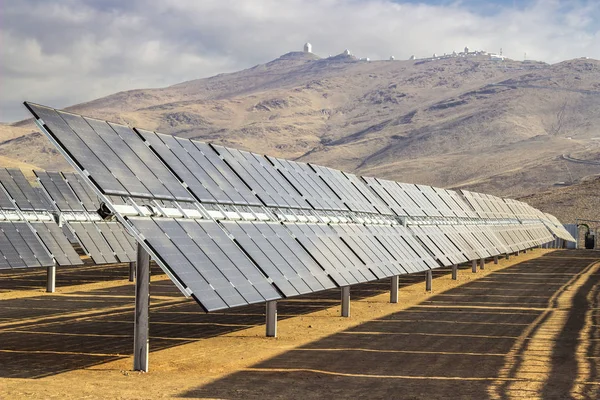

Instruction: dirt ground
[0,249,599,399]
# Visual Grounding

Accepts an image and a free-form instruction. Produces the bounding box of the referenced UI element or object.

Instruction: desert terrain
[1,249,599,399]
[3,52,600,203]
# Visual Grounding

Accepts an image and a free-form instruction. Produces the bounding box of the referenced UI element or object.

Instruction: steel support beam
[46,264,56,293]
[129,261,135,282]
[390,276,399,303]
[505,253,510,260]
[341,286,350,317]
[479,258,485,271]
[133,243,150,372]
[451,264,458,280]
[426,270,432,292]
[266,300,277,337]
[472,259,477,273]
[494,255,499,265]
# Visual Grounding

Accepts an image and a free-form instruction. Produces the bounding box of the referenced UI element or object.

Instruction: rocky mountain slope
[4,51,600,199]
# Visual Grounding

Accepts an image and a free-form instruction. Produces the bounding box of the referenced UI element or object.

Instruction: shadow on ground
[183,251,600,400]
[0,260,445,378]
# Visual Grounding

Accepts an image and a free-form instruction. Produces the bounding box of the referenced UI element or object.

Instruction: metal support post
[479,258,485,270]
[472,259,477,273]
[46,264,56,293]
[516,250,520,256]
[266,300,277,337]
[341,286,351,317]
[523,249,527,254]
[451,264,458,280]
[426,270,433,291]
[129,261,135,282]
[133,243,150,372]
[494,255,499,265]
[390,276,399,303]
[505,253,510,260]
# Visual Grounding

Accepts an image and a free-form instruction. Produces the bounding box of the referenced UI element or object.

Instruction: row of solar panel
[128,216,551,311]
[26,103,562,313]
[26,103,556,223]
[0,168,136,269]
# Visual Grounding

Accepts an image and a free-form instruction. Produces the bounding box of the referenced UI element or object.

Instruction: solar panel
[0,169,31,210]
[214,146,307,209]
[181,139,258,205]
[96,222,133,263]
[0,222,54,269]
[33,222,83,266]
[36,170,79,212]
[62,172,99,211]
[7,169,48,211]
[127,216,280,311]
[267,157,347,211]
[69,222,117,264]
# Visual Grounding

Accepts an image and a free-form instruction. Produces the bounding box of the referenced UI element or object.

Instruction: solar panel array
[26,102,574,312]
[35,170,136,264]
[0,168,82,269]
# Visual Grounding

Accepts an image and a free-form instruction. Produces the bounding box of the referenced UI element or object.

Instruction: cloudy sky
[2,0,599,122]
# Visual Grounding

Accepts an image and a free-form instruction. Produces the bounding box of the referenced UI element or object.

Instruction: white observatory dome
[304,42,312,53]
[390,56,395,61]
[343,49,351,56]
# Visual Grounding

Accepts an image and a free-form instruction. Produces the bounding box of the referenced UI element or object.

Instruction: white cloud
[1,0,599,122]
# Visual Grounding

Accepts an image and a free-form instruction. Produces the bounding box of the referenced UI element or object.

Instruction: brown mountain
[4,51,600,201]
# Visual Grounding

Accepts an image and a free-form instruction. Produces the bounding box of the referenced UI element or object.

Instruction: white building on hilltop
[304,42,312,53]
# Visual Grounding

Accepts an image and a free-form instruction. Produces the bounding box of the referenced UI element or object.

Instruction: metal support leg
[426,270,433,292]
[266,300,277,337]
[516,250,520,256]
[472,259,477,273]
[341,286,350,317]
[451,264,458,280]
[494,255,499,265]
[129,261,135,282]
[46,265,56,293]
[479,258,485,270]
[505,253,510,260]
[523,249,527,254]
[390,276,399,303]
[133,243,150,372]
